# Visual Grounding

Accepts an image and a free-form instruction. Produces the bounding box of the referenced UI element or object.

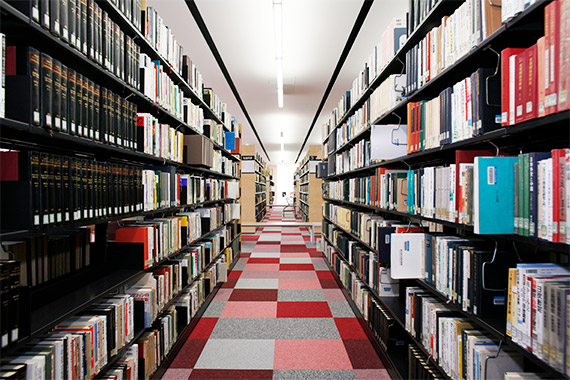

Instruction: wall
[273,163,296,205]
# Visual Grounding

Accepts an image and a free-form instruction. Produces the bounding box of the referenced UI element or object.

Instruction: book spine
[61,0,69,42]
[31,151,41,226]
[30,47,41,126]
[545,1,560,115]
[68,68,76,134]
[52,58,62,131]
[69,0,76,48]
[61,64,68,133]
[76,72,83,136]
[41,53,53,129]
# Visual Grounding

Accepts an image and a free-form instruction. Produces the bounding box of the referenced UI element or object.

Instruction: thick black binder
[40,53,53,129]
[5,46,41,126]
[52,58,62,131]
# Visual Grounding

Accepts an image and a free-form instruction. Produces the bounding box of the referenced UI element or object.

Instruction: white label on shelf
[55,21,60,33]
[49,213,55,223]
[34,111,40,125]
[70,122,76,134]
[65,213,70,222]
[516,105,523,117]
[117,137,122,145]
[62,28,68,41]
[89,129,94,139]
[43,215,49,224]
[526,101,532,113]
[501,111,507,124]
[44,14,49,27]
[45,114,52,127]
[56,213,62,223]
[2,334,7,348]
[89,209,93,218]
[34,215,40,226]
[55,118,61,129]
[32,7,39,21]
[95,131,99,140]
[11,328,18,342]
[62,120,67,132]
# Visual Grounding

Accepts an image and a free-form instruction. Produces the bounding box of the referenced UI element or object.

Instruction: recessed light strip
[295,0,374,163]
[185,0,271,161]
[274,0,284,108]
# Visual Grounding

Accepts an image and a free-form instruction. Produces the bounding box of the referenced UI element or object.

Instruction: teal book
[473,156,518,234]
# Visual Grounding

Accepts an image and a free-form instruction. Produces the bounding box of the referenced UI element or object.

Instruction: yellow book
[506,268,517,337]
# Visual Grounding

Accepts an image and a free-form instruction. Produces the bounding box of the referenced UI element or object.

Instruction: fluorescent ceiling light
[273,0,283,108]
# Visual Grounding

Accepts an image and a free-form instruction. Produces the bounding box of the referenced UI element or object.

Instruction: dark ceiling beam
[295,0,374,163]
[185,0,271,161]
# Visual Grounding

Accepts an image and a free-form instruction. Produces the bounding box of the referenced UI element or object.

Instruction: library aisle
[162,206,390,380]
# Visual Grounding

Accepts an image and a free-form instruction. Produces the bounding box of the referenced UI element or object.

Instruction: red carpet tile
[228,289,278,302]
[276,302,332,318]
[278,263,314,271]
[188,318,219,340]
[247,258,280,264]
[161,206,390,379]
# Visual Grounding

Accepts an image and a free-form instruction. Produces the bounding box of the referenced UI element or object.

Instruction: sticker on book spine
[487,166,496,185]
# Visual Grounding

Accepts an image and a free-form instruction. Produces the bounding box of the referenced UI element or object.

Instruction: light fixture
[280,131,285,163]
[273,0,283,108]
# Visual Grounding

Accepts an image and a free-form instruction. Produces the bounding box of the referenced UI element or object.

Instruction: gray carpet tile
[277,289,327,302]
[194,339,275,369]
[209,318,341,340]
[327,301,356,318]
[273,370,357,380]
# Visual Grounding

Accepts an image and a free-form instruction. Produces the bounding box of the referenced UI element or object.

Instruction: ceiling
[146,0,407,164]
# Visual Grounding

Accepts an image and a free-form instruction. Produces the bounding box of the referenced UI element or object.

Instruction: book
[473,156,517,234]
[501,47,525,126]
[4,46,41,126]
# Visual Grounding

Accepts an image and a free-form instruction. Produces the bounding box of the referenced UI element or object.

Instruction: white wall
[272,163,296,205]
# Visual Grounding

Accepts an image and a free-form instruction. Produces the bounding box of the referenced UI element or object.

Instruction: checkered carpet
[162,207,391,380]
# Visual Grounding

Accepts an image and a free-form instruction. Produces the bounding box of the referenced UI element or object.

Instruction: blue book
[224,132,235,150]
[474,156,517,234]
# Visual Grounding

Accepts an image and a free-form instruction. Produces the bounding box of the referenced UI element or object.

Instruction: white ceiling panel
[147,0,407,164]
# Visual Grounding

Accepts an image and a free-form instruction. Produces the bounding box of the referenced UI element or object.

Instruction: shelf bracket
[391,113,407,147]
[482,240,505,291]
[484,46,502,107]
[483,340,504,380]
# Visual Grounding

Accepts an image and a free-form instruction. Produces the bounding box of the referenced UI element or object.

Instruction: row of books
[405,0,502,96]
[1,228,91,288]
[502,0,570,127]
[321,17,407,140]
[0,151,147,230]
[211,151,239,178]
[405,288,528,380]
[323,149,570,242]
[6,0,141,89]
[406,67,501,154]
[506,263,569,374]
[4,45,139,148]
[0,226,237,379]
[142,5,183,77]
[2,293,135,379]
[333,139,371,174]
[322,223,400,298]
[136,113,184,163]
[333,101,370,152]
[139,53,184,118]
[407,0,441,35]
[369,74,406,124]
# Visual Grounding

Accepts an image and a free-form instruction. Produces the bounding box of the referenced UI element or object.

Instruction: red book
[115,226,154,269]
[515,49,527,124]
[525,44,538,121]
[501,48,525,126]
[552,149,565,242]
[558,0,570,111]
[407,103,413,154]
[545,1,560,114]
[377,167,386,207]
[537,37,547,117]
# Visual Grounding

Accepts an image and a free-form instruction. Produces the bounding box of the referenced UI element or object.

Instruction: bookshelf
[297,145,324,232]
[240,144,268,233]
[320,1,570,379]
[0,0,242,378]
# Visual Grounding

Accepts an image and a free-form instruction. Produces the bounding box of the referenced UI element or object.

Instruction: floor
[162,206,391,380]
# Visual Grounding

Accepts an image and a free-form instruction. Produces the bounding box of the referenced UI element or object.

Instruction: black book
[80,0,87,55]
[60,64,68,133]
[71,158,81,221]
[69,0,77,48]
[114,165,120,215]
[62,156,71,222]
[4,46,41,126]
[75,0,82,51]
[119,30,124,81]
[87,160,94,218]
[101,163,108,217]
[102,11,110,71]
[52,58,62,131]
[113,23,120,78]
[93,83,100,142]
[75,72,83,136]
[50,0,60,36]
[115,92,122,146]
[87,79,94,140]
[40,53,53,129]
[95,3,102,65]
[39,152,51,225]
[108,90,115,145]
[471,67,502,136]
[53,154,63,224]
[38,0,49,29]
[101,87,108,143]
[81,74,89,138]
[0,262,11,348]
[60,0,69,42]
[5,0,40,23]
[107,163,114,215]
[87,0,95,60]
[48,154,57,225]
[68,68,76,134]
[79,306,116,356]
[121,97,128,148]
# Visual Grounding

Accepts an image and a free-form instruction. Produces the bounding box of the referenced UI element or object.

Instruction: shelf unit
[240,144,268,232]
[319,1,570,379]
[0,0,242,377]
[296,145,323,231]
